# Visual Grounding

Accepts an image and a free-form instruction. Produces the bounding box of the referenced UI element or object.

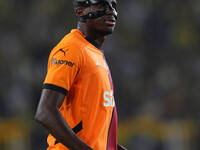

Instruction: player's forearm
[35,107,92,150]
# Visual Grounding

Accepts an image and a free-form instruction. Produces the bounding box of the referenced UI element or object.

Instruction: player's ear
[74,7,85,16]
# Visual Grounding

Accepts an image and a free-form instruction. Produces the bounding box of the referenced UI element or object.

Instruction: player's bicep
[40,88,66,109]
[35,89,66,122]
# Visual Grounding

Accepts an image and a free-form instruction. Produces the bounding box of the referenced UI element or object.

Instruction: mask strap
[77,10,107,22]
[73,0,91,7]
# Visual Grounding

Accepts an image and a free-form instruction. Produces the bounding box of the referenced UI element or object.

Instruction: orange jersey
[43,29,117,150]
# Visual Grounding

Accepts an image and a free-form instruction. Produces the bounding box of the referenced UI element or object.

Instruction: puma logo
[59,49,68,56]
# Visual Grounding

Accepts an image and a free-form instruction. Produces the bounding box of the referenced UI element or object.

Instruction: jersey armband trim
[72,121,83,134]
[43,84,68,95]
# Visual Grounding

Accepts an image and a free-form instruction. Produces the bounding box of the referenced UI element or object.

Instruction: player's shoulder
[50,30,86,58]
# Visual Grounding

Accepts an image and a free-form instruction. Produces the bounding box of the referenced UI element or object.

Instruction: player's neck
[77,23,106,48]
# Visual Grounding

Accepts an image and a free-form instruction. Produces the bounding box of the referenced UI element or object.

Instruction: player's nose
[106,6,118,19]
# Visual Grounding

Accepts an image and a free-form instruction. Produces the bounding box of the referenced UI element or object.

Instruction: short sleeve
[43,47,81,94]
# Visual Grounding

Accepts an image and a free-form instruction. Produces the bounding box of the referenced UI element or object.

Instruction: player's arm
[34,88,93,150]
[118,144,127,150]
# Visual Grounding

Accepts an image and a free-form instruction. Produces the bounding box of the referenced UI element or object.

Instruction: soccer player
[35,0,126,150]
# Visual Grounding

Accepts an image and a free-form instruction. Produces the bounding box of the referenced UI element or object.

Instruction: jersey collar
[71,29,103,54]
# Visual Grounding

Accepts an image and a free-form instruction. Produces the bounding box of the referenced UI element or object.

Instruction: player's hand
[118,144,127,150]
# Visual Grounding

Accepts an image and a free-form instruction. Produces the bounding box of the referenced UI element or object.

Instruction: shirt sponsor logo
[103,90,115,107]
[51,58,74,67]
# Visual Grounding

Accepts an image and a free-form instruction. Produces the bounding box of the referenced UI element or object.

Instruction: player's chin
[102,26,115,35]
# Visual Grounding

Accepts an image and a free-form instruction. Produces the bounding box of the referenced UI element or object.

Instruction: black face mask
[73,0,117,22]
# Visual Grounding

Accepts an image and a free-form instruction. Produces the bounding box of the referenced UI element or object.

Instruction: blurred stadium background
[1,0,200,150]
